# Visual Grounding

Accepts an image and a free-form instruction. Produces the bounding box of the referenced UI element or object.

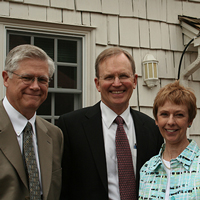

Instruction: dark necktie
[23,122,41,200]
[115,116,137,200]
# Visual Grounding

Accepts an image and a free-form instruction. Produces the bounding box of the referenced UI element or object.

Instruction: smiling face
[3,58,49,119]
[156,101,192,146]
[94,53,137,115]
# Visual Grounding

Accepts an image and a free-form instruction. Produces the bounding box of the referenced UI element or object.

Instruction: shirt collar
[3,96,36,136]
[149,139,199,171]
[172,139,199,170]
[100,101,131,129]
[148,144,164,171]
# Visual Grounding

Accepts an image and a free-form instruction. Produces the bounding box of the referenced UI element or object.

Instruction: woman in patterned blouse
[139,80,200,200]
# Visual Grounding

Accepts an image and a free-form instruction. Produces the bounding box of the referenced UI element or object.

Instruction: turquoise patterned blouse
[139,139,200,199]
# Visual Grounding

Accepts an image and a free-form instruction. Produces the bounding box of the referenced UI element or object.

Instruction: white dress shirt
[3,96,42,192]
[100,101,137,200]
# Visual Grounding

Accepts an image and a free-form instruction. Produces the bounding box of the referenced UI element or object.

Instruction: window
[7,30,82,124]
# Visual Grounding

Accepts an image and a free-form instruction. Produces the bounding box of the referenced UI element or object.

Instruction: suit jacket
[58,101,163,200]
[0,100,64,200]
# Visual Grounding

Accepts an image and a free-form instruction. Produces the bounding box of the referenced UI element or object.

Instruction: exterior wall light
[142,54,159,88]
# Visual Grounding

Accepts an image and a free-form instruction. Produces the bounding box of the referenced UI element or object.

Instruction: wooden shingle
[47,8,62,23]
[91,13,107,45]
[51,0,74,10]
[107,15,119,45]
[76,0,101,13]
[29,5,46,21]
[10,3,29,19]
[139,20,150,48]
[24,0,49,6]
[63,10,82,25]
[102,0,119,15]
[119,17,139,47]
[149,21,162,49]
[119,0,133,17]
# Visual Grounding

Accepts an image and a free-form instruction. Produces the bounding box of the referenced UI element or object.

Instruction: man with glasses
[0,44,63,200]
[58,47,163,200]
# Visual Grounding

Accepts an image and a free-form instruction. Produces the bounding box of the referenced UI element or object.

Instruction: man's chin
[24,101,41,110]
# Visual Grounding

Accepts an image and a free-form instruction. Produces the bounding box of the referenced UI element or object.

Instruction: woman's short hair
[153,80,197,122]
[5,44,55,78]
[95,47,136,78]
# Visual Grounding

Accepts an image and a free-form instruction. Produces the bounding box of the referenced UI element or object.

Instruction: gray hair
[5,44,55,77]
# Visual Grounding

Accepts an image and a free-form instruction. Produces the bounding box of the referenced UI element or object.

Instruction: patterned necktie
[23,122,41,200]
[115,116,137,200]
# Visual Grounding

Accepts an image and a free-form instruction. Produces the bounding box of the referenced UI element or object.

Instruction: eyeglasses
[99,73,134,83]
[7,71,52,86]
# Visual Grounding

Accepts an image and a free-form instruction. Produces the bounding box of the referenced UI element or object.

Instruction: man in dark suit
[58,47,163,200]
[0,44,63,200]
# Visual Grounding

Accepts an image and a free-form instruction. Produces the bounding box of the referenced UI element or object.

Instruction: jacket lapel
[36,117,52,199]
[130,109,144,170]
[0,101,28,189]
[82,102,108,193]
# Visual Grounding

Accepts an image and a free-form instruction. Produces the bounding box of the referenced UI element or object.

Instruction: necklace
[162,154,171,170]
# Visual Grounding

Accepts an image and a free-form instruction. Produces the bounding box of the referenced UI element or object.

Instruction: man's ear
[94,77,101,92]
[2,71,9,87]
[133,74,138,89]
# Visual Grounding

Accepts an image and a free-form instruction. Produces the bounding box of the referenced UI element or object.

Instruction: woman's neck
[163,139,189,161]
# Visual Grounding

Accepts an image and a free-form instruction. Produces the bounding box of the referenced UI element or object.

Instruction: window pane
[58,66,77,89]
[49,74,54,88]
[9,34,31,51]
[45,119,51,123]
[37,93,51,115]
[55,93,74,115]
[58,40,77,63]
[55,119,59,126]
[34,37,54,60]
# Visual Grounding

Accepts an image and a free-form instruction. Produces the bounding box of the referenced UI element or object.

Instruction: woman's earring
[188,125,191,128]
